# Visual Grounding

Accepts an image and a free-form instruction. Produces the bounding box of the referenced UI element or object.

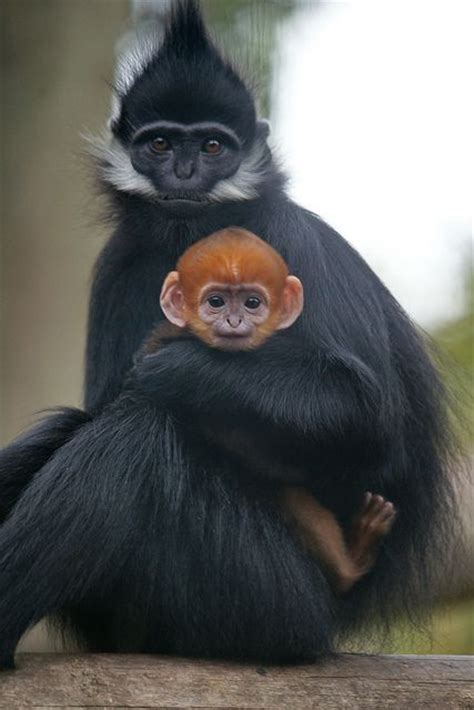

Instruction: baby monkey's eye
[208,295,225,308]
[245,296,261,309]
[150,137,170,153]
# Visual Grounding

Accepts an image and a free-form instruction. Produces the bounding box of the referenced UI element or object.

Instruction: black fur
[0,388,335,666]
[0,0,457,668]
[0,408,91,524]
[114,0,257,143]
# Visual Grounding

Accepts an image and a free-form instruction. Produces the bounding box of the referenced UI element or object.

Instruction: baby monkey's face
[159,230,304,352]
[197,283,272,350]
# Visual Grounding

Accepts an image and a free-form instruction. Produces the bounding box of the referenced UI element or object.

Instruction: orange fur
[175,228,292,349]
[158,227,304,350]
[177,228,289,310]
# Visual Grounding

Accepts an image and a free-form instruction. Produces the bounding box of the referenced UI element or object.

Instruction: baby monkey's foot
[338,493,396,594]
[350,492,396,574]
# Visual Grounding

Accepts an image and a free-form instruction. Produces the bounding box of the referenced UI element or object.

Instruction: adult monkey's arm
[134,333,389,448]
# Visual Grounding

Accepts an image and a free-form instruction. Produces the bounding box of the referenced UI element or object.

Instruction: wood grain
[0,653,472,709]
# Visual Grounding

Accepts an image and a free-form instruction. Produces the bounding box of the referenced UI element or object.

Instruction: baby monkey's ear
[160,271,187,328]
[277,276,304,330]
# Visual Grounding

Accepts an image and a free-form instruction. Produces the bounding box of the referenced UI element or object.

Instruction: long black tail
[0,407,91,523]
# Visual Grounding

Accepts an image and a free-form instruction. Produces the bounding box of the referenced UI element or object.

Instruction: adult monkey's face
[128,120,243,205]
[96,0,272,211]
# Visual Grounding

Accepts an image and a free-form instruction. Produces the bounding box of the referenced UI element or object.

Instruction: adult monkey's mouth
[158,192,209,203]
[155,192,213,216]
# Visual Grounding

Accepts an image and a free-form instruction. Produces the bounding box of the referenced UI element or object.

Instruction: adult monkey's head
[95,0,272,211]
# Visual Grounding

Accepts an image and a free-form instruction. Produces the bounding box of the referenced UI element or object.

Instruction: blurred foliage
[386,597,474,655]
[204,0,298,115]
[434,265,474,443]
[345,596,474,655]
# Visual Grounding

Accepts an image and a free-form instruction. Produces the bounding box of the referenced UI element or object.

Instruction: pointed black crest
[115,0,257,144]
[161,0,210,58]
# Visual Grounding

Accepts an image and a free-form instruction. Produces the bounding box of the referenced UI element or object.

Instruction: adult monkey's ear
[257,118,271,140]
[160,271,187,327]
[277,276,304,330]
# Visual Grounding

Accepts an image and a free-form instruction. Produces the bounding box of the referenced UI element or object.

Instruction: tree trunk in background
[1,0,127,651]
[0,0,128,444]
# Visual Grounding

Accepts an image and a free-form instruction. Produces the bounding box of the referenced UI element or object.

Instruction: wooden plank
[0,653,472,709]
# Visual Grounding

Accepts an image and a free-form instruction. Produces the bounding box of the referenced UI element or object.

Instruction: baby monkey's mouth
[212,333,255,351]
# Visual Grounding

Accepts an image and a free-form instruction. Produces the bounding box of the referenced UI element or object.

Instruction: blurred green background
[1,0,472,655]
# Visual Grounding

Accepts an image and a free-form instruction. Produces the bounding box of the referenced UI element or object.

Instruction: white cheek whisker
[84,131,157,198]
[208,140,269,203]
[84,130,270,203]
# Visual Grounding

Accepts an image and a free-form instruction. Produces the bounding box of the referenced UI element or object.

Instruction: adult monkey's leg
[0,404,149,669]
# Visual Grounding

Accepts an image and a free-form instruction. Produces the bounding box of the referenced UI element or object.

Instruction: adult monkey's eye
[208,295,225,308]
[202,139,222,155]
[150,137,170,153]
[245,296,261,309]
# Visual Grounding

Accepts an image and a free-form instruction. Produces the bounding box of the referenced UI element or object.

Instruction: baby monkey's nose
[227,316,242,328]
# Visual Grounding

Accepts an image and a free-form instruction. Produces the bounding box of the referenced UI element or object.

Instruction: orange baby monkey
[159,227,304,351]
[147,228,396,594]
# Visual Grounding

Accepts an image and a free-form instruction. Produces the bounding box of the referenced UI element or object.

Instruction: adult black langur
[0,0,458,668]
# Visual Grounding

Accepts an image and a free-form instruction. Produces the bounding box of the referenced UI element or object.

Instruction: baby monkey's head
[160,228,304,351]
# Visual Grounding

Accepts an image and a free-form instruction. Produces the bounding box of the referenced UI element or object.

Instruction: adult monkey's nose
[174,159,194,180]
